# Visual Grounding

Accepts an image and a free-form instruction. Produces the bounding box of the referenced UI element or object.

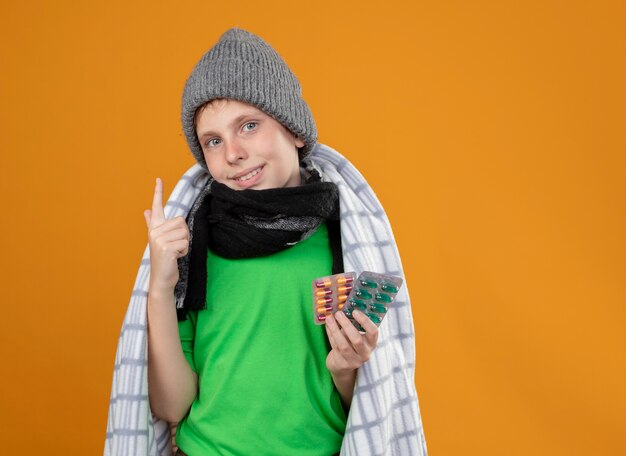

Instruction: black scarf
[178,166,343,320]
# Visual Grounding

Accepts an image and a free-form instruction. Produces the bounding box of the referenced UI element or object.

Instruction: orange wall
[1,1,624,454]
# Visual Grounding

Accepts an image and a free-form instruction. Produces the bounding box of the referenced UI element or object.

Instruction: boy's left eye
[243,122,257,131]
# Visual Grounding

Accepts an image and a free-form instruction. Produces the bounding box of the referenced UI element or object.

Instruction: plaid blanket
[105,144,428,455]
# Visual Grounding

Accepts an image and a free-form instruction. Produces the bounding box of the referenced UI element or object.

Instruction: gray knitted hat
[181,28,317,170]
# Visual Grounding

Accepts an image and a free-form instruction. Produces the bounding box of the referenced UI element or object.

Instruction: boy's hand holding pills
[314,270,403,403]
[324,310,379,375]
[143,178,190,291]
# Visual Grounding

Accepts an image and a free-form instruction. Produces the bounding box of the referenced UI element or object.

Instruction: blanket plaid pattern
[105,144,427,455]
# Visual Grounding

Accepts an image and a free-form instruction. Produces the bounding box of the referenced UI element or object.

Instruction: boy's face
[195,99,304,190]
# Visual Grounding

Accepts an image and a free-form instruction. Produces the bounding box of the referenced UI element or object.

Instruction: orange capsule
[315,278,332,288]
[315,288,332,297]
[337,275,354,284]
[316,297,333,305]
[337,285,353,294]
[338,303,344,310]
[316,305,333,313]
[337,295,348,303]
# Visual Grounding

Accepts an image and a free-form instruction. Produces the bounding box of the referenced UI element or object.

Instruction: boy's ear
[295,136,305,148]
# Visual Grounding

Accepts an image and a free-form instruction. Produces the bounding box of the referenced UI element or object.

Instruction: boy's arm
[325,310,379,408]
[329,369,357,409]
[147,286,198,422]
[144,178,198,422]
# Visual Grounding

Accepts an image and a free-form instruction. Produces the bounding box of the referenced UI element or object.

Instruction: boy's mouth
[231,165,265,188]
[233,165,263,182]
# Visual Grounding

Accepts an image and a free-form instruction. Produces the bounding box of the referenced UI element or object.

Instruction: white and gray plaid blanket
[105,144,428,455]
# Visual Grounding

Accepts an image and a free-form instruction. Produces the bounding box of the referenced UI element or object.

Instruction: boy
[106,28,427,456]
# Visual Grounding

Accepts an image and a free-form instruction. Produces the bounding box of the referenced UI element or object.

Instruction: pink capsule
[317,314,327,322]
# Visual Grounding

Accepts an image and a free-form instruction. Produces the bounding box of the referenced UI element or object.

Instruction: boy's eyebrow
[197,112,259,140]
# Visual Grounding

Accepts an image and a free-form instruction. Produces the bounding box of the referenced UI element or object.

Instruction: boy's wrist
[148,283,176,300]
[329,367,357,380]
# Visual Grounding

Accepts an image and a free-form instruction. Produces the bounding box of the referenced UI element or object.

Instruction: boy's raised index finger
[151,177,166,222]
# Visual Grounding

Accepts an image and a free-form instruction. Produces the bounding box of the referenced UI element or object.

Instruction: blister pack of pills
[312,272,356,324]
[341,271,403,331]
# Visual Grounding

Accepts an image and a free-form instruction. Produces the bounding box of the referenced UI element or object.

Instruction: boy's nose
[225,139,248,163]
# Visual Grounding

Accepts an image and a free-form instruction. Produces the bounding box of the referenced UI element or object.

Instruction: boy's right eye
[206,138,222,148]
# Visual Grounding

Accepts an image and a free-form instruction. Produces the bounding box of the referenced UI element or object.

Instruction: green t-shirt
[176,224,346,455]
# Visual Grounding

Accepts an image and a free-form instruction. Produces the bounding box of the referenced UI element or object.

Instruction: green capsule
[343,308,353,318]
[355,288,372,299]
[381,282,399,293]
[370,303,388,314]
[349,298,368,311]
[375,293,393,303]
[359,278,378,289]
[367,312,381,324]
